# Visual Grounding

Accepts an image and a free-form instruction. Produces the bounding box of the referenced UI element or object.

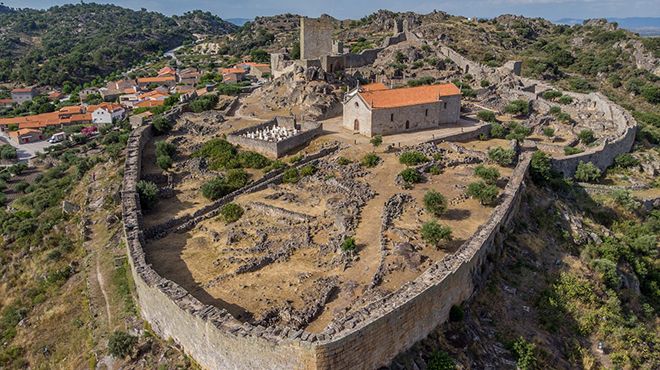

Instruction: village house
[9,128,44,144]
[0,105,94,132]
[0,98,14,108]
[47,91,64,102]
[237,62,271,80]
[221,68,247,83]
[89,103,126,124]
[158,66,176,77]
[342,82,462,137]
[10,87,37,104]
[177,67,201,85]
[129,111,153,128]
[137,76,176,89]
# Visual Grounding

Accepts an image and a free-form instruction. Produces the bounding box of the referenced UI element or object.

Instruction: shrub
[193,139,237,170]
[612,189,640,211]
[8,163,27,176]
[151,115,172,135]
[156,155,172,170]
[201,170,249,200]
[190,94,219,113]
[428,350,456,370]
[574,161,601,182]
[504,100,529,116]
[155,141,175,157]
[490,123,506,138]
[477,110,497,122]
[237,151,270,169]
[337,157,352,165]
[282,168,300,183]
[530,151,553,183]
[399,151,429,166]
[480,80,491,88]
[564,146,583,155]
[614,153,639,168]
[399,168,422,184]
[467,181,499,205]
[548,106,562,115]
[299,164,317,177]
[361,153,380,168]
[264,160,286,172]
[370,134,383,148]
[512,337,537,370]
[423,190,447,216]
[0,179,6,191]
[505,123,531,141]
[558,95,573,104]
[421,221,452,247]
[474,165,500,184]
[542,90,562,100]
[0,145,17,160]
[556,112,572,123]
[341,236,357,253]
[219,203,244,224]
[288,154,303,163]
[488,147,515,166]
[577,129,595,145]
[542,127,555,137]
[449,305,464,322]
[108,331,137,358]
[136,180,158,209]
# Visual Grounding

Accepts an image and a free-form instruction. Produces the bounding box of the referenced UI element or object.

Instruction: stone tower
[300,17,334,60]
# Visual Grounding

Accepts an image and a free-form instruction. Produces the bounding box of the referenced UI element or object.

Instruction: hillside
[0,4,237,86]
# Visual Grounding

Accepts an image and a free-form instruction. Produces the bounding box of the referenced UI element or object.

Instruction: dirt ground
[145,141,513,332]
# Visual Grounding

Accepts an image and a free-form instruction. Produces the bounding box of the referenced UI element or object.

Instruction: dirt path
[95,248,112,328]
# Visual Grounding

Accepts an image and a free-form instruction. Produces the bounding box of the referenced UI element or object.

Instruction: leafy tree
[399,151,428,166]
[577,129,595,145]
[467,181,499,205]
[189,94,219,113]
[341,236,357,253]
[505,123,531,141]
[108,331,137,359]
[399,168,422,184]
[421,221,452,247]
[370,134,383,149]
[250,49,269,63]
[512,337,537,370]
[474,165,500,184]
[574,161,601,182]
[542,127,555,137]
[614,153,639,168]
[428,350,456,370]
[488,147,515,167]
[361,153,380,168]
[136,180,158,209]
[490,123,506,138]
[504,100,529,116]
[0,144,17,160]
[477,110,497,122]
[201,170,249,200]
[282,168,300,184]
[219,203,244,224]
[299,164,317,177]
[290,41,300,59]
[423,190,447,217]
[151,115,173,135]
[530,151,553,183]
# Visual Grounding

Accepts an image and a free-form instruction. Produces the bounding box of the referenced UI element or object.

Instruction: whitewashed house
[90,103,126,124]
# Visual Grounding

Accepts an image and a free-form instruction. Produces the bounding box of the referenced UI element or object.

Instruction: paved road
[0,132,53,161]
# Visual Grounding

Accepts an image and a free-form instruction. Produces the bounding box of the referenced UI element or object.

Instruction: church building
[342,82,461,137]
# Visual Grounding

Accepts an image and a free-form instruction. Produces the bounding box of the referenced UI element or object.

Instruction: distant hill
[0,4,237,86]
[556,17,660,36]
[227,18,253,26]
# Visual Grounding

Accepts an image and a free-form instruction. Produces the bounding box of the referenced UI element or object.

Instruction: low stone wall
[226,117,323,158]
[425,123,492,144]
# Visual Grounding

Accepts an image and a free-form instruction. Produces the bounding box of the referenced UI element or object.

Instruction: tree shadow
[443,208,471,221]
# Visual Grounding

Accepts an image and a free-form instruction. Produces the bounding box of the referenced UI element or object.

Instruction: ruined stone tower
[300,17,334,60]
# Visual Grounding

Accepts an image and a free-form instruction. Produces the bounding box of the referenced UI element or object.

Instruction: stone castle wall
[121,46,639,369]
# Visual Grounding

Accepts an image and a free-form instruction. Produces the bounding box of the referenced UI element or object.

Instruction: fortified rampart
[121,46,639,369]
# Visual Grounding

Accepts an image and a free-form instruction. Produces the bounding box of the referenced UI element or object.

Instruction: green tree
[250,49,269,63]
[421,221,452,247]
[488,147,515,166]
[151,115,173,135]
[467,181,499,205]
[399,151,429,166]
[361,153,380,168]
[504,100,529,116]
[474,165,500,184]
[399,168,422,184]
[282,168,300,184]
[423,190,447,217]
[219,203,244,224]
[477,110,497,122]
[490,123,506,138]
[530,151,553,183]
[341,236,357,253]
[136,180,158,209]
[370,134,383,149]
[108,331,137,359]
[574,161,601,182]
[577,129,595,145]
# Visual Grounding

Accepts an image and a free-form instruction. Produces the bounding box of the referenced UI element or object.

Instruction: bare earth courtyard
[143,128,513,333]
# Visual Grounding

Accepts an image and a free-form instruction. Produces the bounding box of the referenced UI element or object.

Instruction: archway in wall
[405,120,410,129]
[354,119,360,131]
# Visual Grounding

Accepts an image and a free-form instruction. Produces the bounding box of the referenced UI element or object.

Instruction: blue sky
[3,0,659,20]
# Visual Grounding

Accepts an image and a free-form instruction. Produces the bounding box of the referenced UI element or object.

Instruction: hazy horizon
[3,0,660,21]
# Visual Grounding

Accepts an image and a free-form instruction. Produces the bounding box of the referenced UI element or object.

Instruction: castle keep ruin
[300,17,335,60]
